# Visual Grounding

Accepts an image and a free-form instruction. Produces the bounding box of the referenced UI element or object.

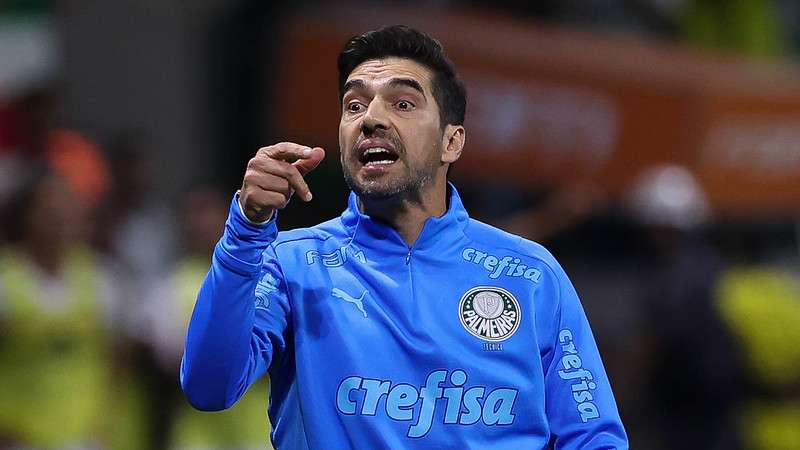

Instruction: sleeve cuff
[213,192,279,274]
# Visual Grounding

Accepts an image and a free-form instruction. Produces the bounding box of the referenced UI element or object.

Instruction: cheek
[338,121,352,152]
[399,115,436,141]
[339,122,364,164]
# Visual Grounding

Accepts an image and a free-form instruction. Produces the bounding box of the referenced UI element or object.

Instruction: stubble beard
[342,142,440,203]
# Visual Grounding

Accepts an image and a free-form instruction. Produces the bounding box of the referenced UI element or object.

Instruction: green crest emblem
[459,287,520,341]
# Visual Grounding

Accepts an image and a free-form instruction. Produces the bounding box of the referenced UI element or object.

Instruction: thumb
[294,147,325,176]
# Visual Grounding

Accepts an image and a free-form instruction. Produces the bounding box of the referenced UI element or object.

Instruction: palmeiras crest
[458,286,521,341]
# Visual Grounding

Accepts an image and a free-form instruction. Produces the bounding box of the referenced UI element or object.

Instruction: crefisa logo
[459,287,520,341]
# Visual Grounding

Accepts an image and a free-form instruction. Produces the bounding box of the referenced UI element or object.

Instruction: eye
[396,100,414,111]
[346,101,364,113]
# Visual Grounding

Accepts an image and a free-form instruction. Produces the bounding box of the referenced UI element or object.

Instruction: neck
[358,178,449,246]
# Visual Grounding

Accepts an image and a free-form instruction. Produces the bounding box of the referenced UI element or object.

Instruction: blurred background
[1,0,800,449]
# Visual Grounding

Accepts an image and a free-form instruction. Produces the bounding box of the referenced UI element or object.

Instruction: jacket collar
[340,183,470,256]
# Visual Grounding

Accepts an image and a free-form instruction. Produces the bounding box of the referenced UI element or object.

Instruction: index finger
[259,143,314,163]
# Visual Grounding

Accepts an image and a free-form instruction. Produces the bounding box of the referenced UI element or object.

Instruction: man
[0,169,119,449]
[182,25,627,449]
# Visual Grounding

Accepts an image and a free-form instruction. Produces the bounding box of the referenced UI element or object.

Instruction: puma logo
[331,288,368,318]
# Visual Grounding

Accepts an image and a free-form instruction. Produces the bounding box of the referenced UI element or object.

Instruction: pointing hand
[239,142,325,223]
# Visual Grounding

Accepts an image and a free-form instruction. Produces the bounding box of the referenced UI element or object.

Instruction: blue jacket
[181,186,628,449]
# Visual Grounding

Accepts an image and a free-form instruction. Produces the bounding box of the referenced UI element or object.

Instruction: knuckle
[249,157,272,173]
[257,146,280,161]
[274,176,290,193]
[264,191,286,209]
[270,142,292,154]
[262,173,287,192]
[252,191,276,208]
[258,158,284,176]
[276,141,300,150]
[243,168,257,180]
[271,160,293,178]
[284,163,302,180]
[273,142,306,159]
[242,171,263,188]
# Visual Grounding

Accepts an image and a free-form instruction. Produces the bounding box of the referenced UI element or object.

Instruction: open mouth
[359,147,399,167]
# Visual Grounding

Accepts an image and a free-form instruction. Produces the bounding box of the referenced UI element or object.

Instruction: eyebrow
[342,78,427,99]
[387,78,426,98]
[342,79,366,97]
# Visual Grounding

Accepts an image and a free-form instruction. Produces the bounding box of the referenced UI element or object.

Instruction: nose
[360,101,390,136]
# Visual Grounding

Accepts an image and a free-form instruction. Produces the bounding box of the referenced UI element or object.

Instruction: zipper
[405,248,412,265]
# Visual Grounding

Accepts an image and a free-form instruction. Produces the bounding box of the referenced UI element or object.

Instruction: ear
[441,124,465,164]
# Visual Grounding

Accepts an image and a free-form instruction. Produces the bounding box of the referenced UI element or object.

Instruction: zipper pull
[405,249,412,265]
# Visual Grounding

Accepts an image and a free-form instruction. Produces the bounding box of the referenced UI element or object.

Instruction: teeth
[361,146,396,167]
[364,147,391,155]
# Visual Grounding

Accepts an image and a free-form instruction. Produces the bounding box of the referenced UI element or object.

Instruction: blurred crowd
[459,168,800,450]
[0,86,271,450]
[1,0,800,449]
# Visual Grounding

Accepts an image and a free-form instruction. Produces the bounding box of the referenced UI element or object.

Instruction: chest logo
[332,288,368,318]
[459,287,520,341]
[307,246,366,267]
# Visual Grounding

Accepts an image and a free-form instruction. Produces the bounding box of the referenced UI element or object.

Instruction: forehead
[346,57,433,90]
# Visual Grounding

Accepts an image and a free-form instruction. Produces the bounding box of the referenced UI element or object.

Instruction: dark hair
[337,25,467,128]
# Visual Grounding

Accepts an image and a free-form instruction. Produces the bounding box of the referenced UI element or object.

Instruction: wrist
[236,191,273,225]
[215,192,278,272]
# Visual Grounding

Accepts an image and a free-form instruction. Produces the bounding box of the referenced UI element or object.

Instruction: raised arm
[180,143,324,410]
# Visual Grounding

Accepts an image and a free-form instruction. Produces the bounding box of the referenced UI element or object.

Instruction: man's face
[339,57,445,200]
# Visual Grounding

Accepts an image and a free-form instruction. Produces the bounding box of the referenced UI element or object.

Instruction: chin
[343,164,433,202]
[343,172,398,198]
[352,180,405,200]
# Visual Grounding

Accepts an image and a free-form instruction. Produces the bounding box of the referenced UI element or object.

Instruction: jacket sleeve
[180,193,291,411]
[538,260,628,449]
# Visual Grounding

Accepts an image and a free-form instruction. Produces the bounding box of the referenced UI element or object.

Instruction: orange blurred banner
[271,5,800,217]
